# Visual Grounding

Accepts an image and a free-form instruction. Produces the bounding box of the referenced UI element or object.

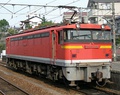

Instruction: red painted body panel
[56,43,112,60]
[9,36,51,58]
[6,23,112,63]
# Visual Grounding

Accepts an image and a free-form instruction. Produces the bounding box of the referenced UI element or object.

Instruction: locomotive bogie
[62,62,110,82]
[7,58,63,81]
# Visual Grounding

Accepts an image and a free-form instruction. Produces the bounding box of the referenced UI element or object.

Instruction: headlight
[101,24,105,29]
[75,23,80,29]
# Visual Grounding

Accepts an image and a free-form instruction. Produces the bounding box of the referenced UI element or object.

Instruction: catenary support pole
[112,1,117,61]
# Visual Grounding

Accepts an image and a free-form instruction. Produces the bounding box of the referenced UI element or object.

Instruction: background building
[87,0,120,25]
[63,12,88,24]
[21,15,42,29]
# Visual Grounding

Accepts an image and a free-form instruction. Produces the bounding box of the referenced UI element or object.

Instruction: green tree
[0,19,9,52]
[25,23,32,29]
[0,43,5,53]
[116,37,120,46]
[41,16,47,23]
[0,19,9,32]
[39,16,55,27]
[7,28,18,36]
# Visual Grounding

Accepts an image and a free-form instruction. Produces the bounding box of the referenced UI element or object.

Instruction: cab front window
[64,29,111,42]
[92,30,111,40]
[64,30,91,40]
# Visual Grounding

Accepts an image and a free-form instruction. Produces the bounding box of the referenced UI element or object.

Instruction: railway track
[79,89,108,95]
[70,84,109,95]
[0,61,120,95]
[0,76,30,95]
[94,86,120,95]
[79,87,119,95]
[77,83,120,95]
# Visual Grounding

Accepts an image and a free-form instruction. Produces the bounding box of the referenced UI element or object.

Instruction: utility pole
[112,1,117,61]
[78,7,82,23]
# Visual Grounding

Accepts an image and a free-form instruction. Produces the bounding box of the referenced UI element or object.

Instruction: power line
[27,0,81,18]
[44,0,81,22]
[41,0,81,16]
[1,5,13,13]
[0,0,82,16]
[0,0,83,26]
[14,6,28,14]
[65,0,81,6]
[48,14,63,21]
[27,0,58,15]
[8,0,58,25]
[46,0,58,5]
[0,3,58,7]
[0,0,11,9]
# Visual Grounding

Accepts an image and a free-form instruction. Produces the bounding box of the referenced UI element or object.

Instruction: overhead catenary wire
[15,2,120,28]
[1,5,13,14]
[47,8,73,21]
[42,0,81,16]
[0,0,81,18]
[40,0,81,22]
[14,6,28,14]
[0,3,58,7]
[40,0,81,16]
[27,0,58,16]
[4,0,111,27]
[0,0,11,10]
[9,0,58,26]
[8,0,82,26]
[10,0,56,20]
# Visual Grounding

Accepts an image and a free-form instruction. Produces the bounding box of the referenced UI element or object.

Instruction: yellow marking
[100,46,111,49]
[61,45,83,49]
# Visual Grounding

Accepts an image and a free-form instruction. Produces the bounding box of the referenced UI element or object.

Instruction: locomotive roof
[6,23,111,38]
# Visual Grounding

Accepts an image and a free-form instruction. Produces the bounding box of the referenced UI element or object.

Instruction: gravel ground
[0,64,84,95]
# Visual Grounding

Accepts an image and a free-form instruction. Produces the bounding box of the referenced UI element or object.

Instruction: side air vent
[72,54,76,58]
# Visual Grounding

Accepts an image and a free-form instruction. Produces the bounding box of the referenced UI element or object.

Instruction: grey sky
[0,0,89,27]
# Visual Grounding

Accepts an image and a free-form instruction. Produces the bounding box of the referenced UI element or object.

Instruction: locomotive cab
[58,23,112,86]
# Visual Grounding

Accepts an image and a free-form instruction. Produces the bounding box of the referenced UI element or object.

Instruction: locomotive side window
[64,29,111,42]
[10,32,50,42]
[58,30,63,44]
[58,32,60,44]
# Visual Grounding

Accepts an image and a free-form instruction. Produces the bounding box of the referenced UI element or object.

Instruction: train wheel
[62,76,69,87]
[96,79,107,87]
[76,86,80,90]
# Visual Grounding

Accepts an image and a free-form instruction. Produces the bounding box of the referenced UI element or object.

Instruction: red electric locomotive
[6,23,112,86]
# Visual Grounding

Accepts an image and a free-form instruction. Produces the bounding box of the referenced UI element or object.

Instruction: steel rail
[95,86,120,95]
[0,90,6,95]
[0,76,30,95]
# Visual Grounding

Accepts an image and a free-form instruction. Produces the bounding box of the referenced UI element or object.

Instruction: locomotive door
[6,38,10,54]
[51,30,56,63]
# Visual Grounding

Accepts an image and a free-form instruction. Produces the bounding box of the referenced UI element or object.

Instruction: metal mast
[112,1,117,61]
